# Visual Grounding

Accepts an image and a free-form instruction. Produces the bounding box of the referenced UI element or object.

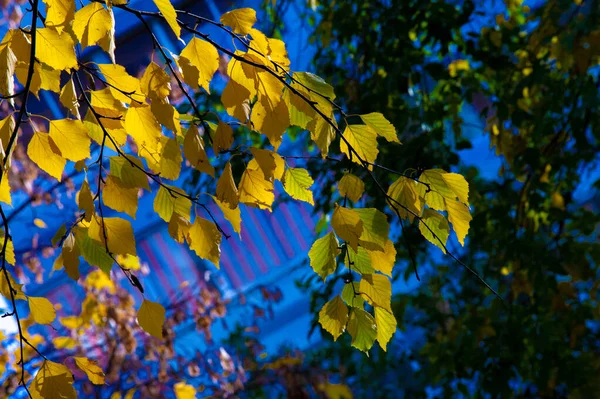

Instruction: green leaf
[354,208,389,252]
[341,282,364,308]
[419,209,450,254]
[359,274,392,311]
[283,167,314,205]
[74,228,113,274]
[347,308,377,353]
[308,231,340,280]
[318,296,348,341]
[360,112,400,143]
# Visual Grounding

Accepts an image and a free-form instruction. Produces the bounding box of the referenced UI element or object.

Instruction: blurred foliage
[254,0,600,397]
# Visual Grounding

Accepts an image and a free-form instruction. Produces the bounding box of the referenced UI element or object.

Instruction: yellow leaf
[0,115,15,156]
[77,179,95,222]
[174,382,197,399]
[29,360,76,399]
[168,214,191,243]
[141,61,171,101]
[250,98,290,150]
[318,296,348,341]
[367,240,396,277]
[340,124,378,167]
[283,87,315,129]
[416,169,469,210]
[109,155,150,191]
[180,37,219,93]
[249,148,276,181]
[52,336,77,349]
[188,217,221,267]
[238,167,275,211]
[220,8,257,35]
[0,174,11,206]
[347,308,377,353]
[43,0,75,31]
[0,230,14,265]
[442,172,470,206]
[73,3,113,54]
[331,205,363,251]
[97,64,144,104]
[27,132,66,181]
[282,167,314,205]
[213,121,234,155]
[61,233,80,280]
[448,59,470,77]
[211,195,241,237]
[0,269,25,300]
[74,357,105,385]
[48,119,91,162]
[59,76,80,119]
[153,0,180,38]
[183,125,214,176]
[0,45,16,106]
[358,274,392,312]
[227,54,257,97]
[293,71,336,105]
[387,176,422,221]
[152,101,181,136]
[216,161,239,209]
[221,79,251,122]
[33,218,47,228]
[318,383,353,399]
[360,112,400,143]
[308,231,340,280]
[104,175,138,218]
[374,307,396,352]
[125,103,162,149]
[36,28,77,71]
[419,209,450,254]
[89,216,137,256]
[354,208,389,252]
[29,296,56,325]
[137,299,165,339]
[445,199,472,246]
[154,185,191,222]
[338,173,364,203]
[159,137,182,180]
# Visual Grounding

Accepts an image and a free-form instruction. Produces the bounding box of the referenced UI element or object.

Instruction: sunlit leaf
[445,198,472,246]
[360,112,400,143]
[138,299,165,339]
[358,274,392,312]
[104,175,138,218]
[331,205,363,251]
[419,209,450,254]
[220,8,257,35]
[48,119,91,162]
[318,296,348,341]
[283,167,314,205]
[74,357,106,385]
[154,185,191,222]
[36,28,77,71]
[180,37,219,93]
[354,208,389,252]
[27,132,66,181]
[347,308,377,353]
[89,216,137,256]
[374,307,396,351]
[153,0,181,39]
[338,173,364,203]
[340,124,378,168]
[308,231,340,280]
[215,161,239,209]
[29,296,56,325]
[188,217,221,267]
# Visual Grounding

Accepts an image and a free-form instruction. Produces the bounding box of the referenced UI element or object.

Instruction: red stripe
[140,238,173,298]
[154,233,191,288]
[220,251,242,288]
[297,205,316,250]
[268,211,295,259]
[225,236,255,283]
[279,202,307,250]
[245,210,279,271]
